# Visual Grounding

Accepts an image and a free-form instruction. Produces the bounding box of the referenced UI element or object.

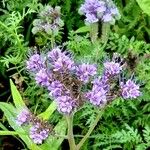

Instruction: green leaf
[38,101,57,120]
[0,131,19,135]
[0,122,8,130]
[136,0,150,16]
[75,26,90,34]
[10,79,26,108]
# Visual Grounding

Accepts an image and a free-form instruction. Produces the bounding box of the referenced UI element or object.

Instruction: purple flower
[79,0,120,24]
[16,109,30,126]
[29,123,49,144]
[48,47,64,62]
[121,79,141,99]
[86,86,107,106]
[26,54,44,72]
[102,13,115,24]
[79,0,103,24]
[76,64,97,83]
[53,56,75,72]
[48,48,75,72]
[97,4,106,18]
[104,61,122,76]
[85,14,99,24]
[79,0,100,14]
[35,69,50,87]
[56,96,76,114]
[48,80,63,98]
[92,76,109,91]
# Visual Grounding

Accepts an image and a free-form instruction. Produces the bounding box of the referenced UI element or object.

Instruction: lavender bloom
[48,80,63,98]
[97,3,106,18]
[48,47,75,72]
[79,0,102,15]
[29,123,49,144]
[104,61,122,76]
[76,64,97,83]
[48,47,63,62]
[53,56,75,72]
[86,86,107,106]
[16,109,30,126]
[102,13,114,23]
[35,69,50,87]
[79,0,103,24]
[56,96,76,114]
[92,76,109,91]
[121,79,141,99]
[110,7,121,19]
[26,54,44,72]
[79,0,120,24]
[85,14,99,24]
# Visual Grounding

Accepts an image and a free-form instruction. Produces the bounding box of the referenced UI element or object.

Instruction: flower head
[76,64,97,83]
[56,96,76,114]
[29,123,50,144]
[16,109,30,126]
[86,86,107,106]
[104,61,122,76]
[79,0,120,25]
[53,56,75,72]
[32,5,64,35]
[48,80,63,98]
[26,54,44,72]
[35,69,50,87]
[121,79,141,99]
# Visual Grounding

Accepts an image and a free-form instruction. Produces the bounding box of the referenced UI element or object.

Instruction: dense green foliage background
[0,0,150,149]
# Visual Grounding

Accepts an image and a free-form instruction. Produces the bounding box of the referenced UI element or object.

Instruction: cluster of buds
[16,109,53,144]
[26,47,141,114]
[32,5,64,35]
[79,0,121,25]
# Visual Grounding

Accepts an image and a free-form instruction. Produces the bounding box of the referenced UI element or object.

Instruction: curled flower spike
[32,5,64,35]
[104,61,122,76]
[86,77,107,106]
[26,54,45,72]
[56,96,76,114]
[35,69,50,87]
[76,64,97,83]
[121,79,141,99]
[48,80,63,98]
[29,122,51,144]
[16,109,30,126]
[79,0,120,25]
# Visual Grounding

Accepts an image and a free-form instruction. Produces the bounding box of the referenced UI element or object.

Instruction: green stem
[51,34,55,48]
[76,109,104,150]
[90,23,98,44]
[101,23,110,44]
[66,114,76,150]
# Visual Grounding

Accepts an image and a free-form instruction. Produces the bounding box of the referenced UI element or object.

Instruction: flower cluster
[27,47,97,114]
[79,0,120,25]
[16,109,53,144]
[76,64,97,83]
[16,109,30,126]
[121,79,141,99]
[27,47,141,114]
[32,5,64,35]
[29,123,50,144]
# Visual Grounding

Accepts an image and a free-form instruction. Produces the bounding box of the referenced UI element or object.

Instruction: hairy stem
[66,114,76,150]
[76,109,104,150]
[90,23,98,44]
[101,23,110,44]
